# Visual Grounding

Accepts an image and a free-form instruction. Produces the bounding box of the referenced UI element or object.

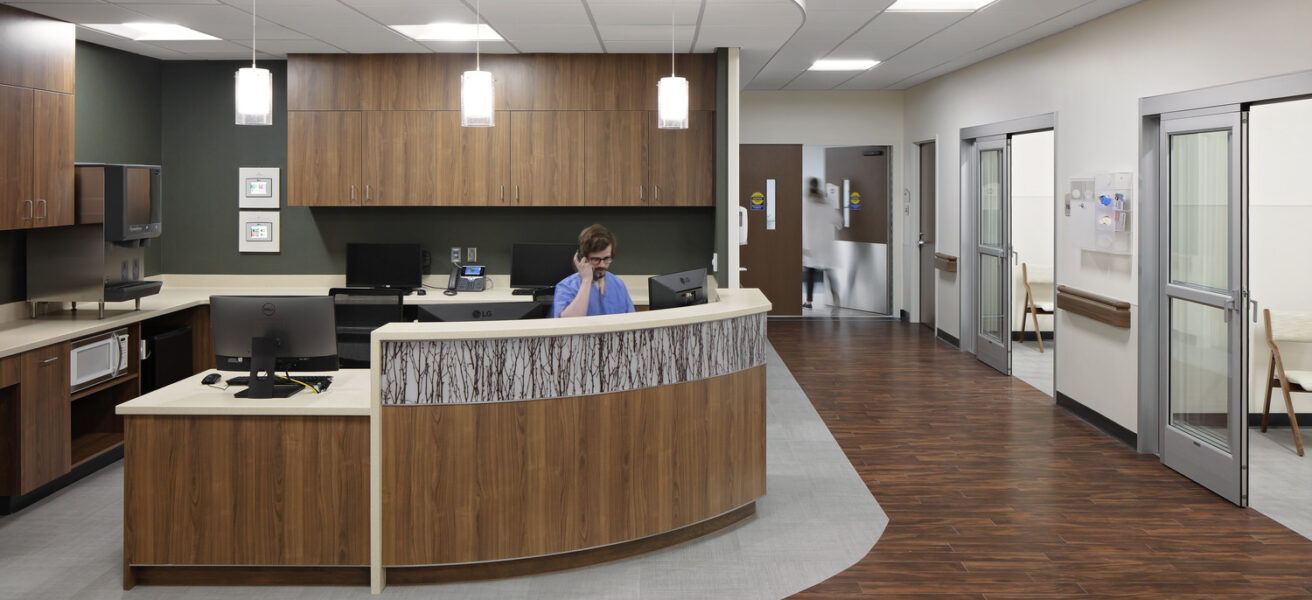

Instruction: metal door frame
[914,138,938,328]
[1156,109,1248,505]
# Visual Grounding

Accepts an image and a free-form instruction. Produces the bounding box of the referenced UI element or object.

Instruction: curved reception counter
[118,288,771,593]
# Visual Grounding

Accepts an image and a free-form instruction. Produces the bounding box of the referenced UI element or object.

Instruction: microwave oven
[70,328,131,393]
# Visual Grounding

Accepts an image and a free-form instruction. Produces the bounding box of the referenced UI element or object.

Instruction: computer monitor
[210,295,338,398]
[346,243,422,290]
[649,268,709,311]
[510,243,579,291]
[417,302,549,322]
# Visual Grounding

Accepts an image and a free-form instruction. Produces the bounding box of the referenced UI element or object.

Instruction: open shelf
[70,373,138,402]
[71,432,123,468]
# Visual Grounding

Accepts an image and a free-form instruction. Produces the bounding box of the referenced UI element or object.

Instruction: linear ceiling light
[391,23,502,41]
[808,59,880,71]
[460,1,495,127]
[84,23,218,41]
[886,0,997,11]
[235,0,272,126]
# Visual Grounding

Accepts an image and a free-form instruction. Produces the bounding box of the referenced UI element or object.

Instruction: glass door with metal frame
[976,136,1011,374]
[1158,109,1248,506]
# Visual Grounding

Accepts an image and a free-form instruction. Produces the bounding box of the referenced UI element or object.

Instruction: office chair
[1261,309,1312,456]
[330,288,405,369]
[1018,263,1054,352]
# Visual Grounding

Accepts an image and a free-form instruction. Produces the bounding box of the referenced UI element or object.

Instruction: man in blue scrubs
[552,224,635,318]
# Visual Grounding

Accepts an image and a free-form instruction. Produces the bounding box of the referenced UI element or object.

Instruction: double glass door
[976,136,1011,374]
[1159,110,1248,506]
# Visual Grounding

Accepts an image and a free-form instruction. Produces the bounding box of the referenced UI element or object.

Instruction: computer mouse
[201,373,221,385]
[416,289,427,296]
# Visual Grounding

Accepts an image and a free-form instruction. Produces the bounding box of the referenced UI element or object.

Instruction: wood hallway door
[739,145,802,316]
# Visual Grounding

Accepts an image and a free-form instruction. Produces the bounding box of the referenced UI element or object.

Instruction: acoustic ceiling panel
[116,3,309,40]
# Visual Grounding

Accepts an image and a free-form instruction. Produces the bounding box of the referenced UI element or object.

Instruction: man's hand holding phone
[574,251,595,282]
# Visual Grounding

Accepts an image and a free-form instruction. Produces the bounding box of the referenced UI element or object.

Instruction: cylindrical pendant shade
[461,70,495,128]
[234,67,273,126]
[657,76,689,130]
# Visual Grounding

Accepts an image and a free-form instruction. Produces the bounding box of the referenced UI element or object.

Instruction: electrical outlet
[450,247,461,263]
[466,247,477,262]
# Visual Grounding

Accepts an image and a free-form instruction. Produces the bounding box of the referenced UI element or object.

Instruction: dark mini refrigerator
[142,325,192,394]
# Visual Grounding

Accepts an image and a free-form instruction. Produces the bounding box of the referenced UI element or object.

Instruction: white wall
[902,0,1312,432]
[1010,130,1055,334]
[741,91,908,314]
[1249,98,1312,414]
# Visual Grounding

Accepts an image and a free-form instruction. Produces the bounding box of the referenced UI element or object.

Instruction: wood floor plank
[770,320,1312,598]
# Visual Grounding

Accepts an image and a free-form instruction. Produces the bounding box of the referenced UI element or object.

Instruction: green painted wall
[0,42,163,305]
[158,59,714,277]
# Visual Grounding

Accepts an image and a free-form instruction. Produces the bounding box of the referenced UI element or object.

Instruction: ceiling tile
[502,25,597,43]
[603,40,700,53]
[324,2,472,25]
[115,3,308,39]
[598,24,693,42]
[513,38,605,53]
[76,26,190,58]
[588,1,702,25]
[418,40,515,54]
[232,38,345,55]
[252,1,428,52]
[9,2,146,23]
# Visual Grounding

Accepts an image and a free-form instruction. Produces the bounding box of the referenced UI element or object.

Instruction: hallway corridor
[770,320,1312,598]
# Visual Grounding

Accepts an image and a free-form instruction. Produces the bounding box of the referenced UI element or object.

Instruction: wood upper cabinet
[289,111,362,206]
[20,342,69,495]
[584,111,647,207]
[363,111,438,206]
[0,85,33,230]
[650,110,714,207]
[0,86,73,230]
[511,111,585,206]
[287,54,365,111]
[32,90,73,227]
[0,5,75,94]
[436,111,511,206]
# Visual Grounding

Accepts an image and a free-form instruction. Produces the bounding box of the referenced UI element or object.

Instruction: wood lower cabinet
[436,111,511,206]
[650,110,714,207]
[510,111,586,206]
[0,86,73,230]
[289,111,362,207]
[19,343,69,495]
[584,111,647,207]
[363,112,438,206]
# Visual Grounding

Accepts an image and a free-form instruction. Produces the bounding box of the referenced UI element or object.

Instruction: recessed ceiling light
[809,59,880,71]
[391,23,502,42]
[84,23,219,41]
[886,0,998,12]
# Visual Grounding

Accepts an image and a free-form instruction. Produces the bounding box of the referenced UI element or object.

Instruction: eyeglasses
[586,255,613,265]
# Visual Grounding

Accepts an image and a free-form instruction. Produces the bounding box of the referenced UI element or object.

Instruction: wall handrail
[1056,285,1131,328]
[933,253,957,273]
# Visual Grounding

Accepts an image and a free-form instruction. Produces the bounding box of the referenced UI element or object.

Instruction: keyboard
[511,288,537,295]
[227,375,333,391]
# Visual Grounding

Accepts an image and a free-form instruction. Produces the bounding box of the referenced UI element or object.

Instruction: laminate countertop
[0,273,660,359]
[116,369,371,416]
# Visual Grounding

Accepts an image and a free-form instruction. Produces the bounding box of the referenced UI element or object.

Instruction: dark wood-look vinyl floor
[769,319,1312,599]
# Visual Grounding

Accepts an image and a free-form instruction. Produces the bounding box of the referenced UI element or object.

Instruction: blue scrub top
[551,272,635,318]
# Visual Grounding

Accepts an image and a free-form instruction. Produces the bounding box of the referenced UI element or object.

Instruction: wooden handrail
[1056,285,1131,328]
[933,253,957,273]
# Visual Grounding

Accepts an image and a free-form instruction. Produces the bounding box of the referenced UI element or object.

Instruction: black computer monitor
[346,243,422,290]
[417,302,549,322]
[649,268,709,311]
[510,243,579,291]
[210,295,338,398]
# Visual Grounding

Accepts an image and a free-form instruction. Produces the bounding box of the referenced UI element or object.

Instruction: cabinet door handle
[515,185,520,205]
[654,186,660,202]
[366,185,371,201]
[350,185,356,202]
[21,199,32,221]
[640,185,644,201]
[500,185,504,202]
[37,199,47,218]
[40,356,59,366]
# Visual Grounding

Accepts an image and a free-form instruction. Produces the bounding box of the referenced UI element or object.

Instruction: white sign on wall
[239,167,280,209]
[238,210,280,253]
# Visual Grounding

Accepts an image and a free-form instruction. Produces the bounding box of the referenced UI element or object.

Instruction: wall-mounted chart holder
[238,211,280,253]
[1092,172,1133,255]
[239,167,280,209]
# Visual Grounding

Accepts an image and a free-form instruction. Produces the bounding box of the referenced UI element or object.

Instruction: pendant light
[657,0,688,130]
[461,0,494,127]
[235,0,272,126]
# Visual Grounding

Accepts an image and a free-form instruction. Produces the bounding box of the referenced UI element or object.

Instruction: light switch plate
[466,247,477,262]
[450,247,461,263]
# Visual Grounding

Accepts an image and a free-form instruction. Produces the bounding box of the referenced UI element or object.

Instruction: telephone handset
[577,249,604,281]
[446,262,487,295]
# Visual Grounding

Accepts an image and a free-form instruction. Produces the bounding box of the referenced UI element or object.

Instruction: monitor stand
[235,336,299,399]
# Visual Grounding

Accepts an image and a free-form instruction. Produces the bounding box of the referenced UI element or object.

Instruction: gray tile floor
[0,344,885,599]
[1012,338,1054,397]
[1250,425,1312,541]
